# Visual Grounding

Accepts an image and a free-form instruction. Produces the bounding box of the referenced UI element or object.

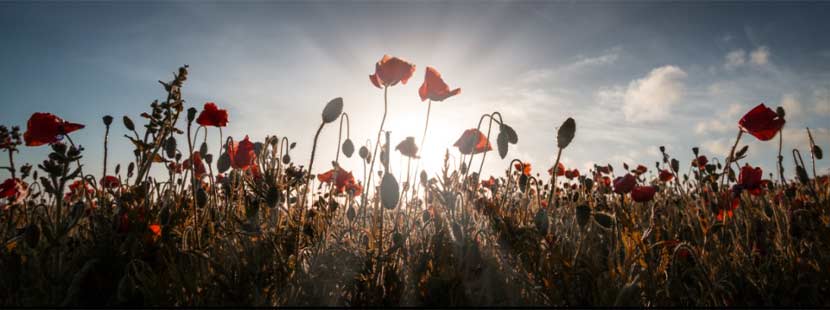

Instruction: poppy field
[1,56,829,307]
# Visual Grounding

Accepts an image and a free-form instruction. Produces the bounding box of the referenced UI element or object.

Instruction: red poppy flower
[600,176,612,187]
[395,137,420,158]
[717,193,740,221]
[196,102,229,127]
[634,165,648,175]
[548,162,566,176]
[481,176,497,188]
[659,169,674,182]
[149,224,162,238]
[250,164,263,180]
[369,55,416,89]
[691,156,708,169]
[737,164,766,196]
[613,173,637,194]
[66,179,93,201]
[0,178,28,204]
[100,175,121,189]
[739,103,785,141]
[418,66,461,102]
[631,186,657,202]
[183,152,207,179]
[228,135,256,170]
[318,167,360,195]
[514,162,532,176]
[597,165,612,175]
[345,181,363,197]
[23,112,85,146]
[453,129,492,155]
[564,169,580,180]
[168,162,183,174]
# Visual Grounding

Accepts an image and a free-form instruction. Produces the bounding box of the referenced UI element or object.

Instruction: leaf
[557,117,576,149]
[501,123,518,144]
[342,139,355,158]
[164,137,177,158]
[734,145,748,160]
[321,97,343,124]
[496,131,508,159]
[381,173,399,209]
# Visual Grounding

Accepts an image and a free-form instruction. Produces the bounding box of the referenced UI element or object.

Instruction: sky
[1,1,829,184]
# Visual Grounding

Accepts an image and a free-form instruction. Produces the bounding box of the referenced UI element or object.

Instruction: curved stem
[547,147,563,209]
[721,130,744,188]
[305,122,326,206]
[477,113,498,177]
[363,86,388,209]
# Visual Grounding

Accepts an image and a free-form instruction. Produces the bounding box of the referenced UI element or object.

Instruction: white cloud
[725,49,746,70]
[622,65,687,122]
[750,46,770,66]
[814,88,830,116]
[726,103,743,118]
[702,138,731,157]
[780,93,802,120]
[723,46,770,70]
[695,119,730,135]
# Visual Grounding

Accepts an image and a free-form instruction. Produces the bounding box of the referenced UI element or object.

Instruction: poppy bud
[342,139,354,158]
[692,147,699,156]
[359,146,369,159]
[347,206,356,222]
[282,154,291,165]
[102,115,113,126]
[776,106,786,118]
[123,116,135,131]
[813,145,823,160]
[659,146,665,153]
[182,108,195,124]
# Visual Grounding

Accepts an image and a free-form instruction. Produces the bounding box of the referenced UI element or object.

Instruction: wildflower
[345,181,363,197]
[65,179,93,201]
[736,164,767,196]
[633,164,648,175]
[23,112,85,146]
[395,137,420,158]
[691,155,708,169]
[369,55,416,88]
[99,175,121,189]
[0,178,28,205]
[548,162,566,176]
[318,167,360,195]
[717,192,740,221]
[182,152,207,179]
[597,165,612,174]
[739,103,785,141]
[613,173,636,194]
[149,224,162,238]
[514,162,532,176]
[418,66,461,102]
[196,102,229,127]
[564,169,580,179]
[228,135,256,170]
[631,186,657,202]
[453,129,492,155]
[481,176,497,189]
[659,169,674,182]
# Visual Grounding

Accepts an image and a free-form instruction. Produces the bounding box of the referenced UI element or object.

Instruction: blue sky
[1,1,829,182]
